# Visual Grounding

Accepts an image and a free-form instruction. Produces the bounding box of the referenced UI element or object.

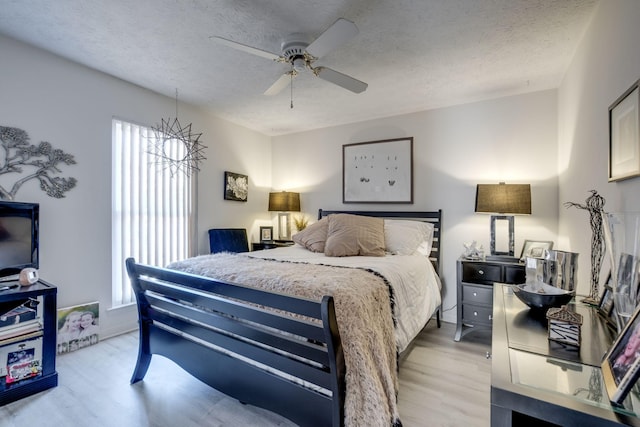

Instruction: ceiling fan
[212,18,368,96]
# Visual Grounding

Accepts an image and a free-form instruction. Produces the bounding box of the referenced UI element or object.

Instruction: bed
[126,209,442,427]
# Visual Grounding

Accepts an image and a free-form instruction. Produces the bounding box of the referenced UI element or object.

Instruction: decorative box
[546,305,583,346]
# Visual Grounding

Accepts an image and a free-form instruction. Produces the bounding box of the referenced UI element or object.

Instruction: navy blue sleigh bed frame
[126,210,442,427]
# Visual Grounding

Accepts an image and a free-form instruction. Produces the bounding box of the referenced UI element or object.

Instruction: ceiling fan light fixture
[292,57,306,72]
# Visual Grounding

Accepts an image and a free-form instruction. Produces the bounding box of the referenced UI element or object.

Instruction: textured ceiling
[0,0,598,136]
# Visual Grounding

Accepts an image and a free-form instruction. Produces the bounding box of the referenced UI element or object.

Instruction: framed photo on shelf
[519,240,554,260]
[260,226,273,242]
[342,137,413,203]
[609,79,640,182]
[598,282,615,321]
[602,303,640,405]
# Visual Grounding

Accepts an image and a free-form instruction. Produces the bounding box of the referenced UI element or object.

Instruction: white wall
[0,35,270,338]
[195,118,273,255]
[272,90,559,323]
[5,0,634,336]
[558,0,640,295]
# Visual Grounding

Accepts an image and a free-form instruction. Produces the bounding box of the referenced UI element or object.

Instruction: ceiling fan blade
[306,18,358,59]
[264,72,294,96]
[314,67,367,94]
[211,36,280,61]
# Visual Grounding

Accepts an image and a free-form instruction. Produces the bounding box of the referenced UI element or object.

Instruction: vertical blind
[112,118,193,306]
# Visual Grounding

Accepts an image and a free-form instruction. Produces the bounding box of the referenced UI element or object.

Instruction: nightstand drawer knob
[478,269,484,275]
[489,314,492,321]
[473,311,478,316]
[473,292,477,297]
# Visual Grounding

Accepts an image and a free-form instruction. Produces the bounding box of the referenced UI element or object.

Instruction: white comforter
[248,244,441,352]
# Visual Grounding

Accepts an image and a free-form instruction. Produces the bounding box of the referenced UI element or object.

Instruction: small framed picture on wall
[224,171,248,201]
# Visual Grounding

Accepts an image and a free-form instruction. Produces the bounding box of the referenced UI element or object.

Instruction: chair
[208,228,249,253]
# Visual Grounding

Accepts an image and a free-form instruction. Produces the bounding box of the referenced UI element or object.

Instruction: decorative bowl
[512,283,574,311]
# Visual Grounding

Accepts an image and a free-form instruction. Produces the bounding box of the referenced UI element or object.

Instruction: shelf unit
[0,280,57,405]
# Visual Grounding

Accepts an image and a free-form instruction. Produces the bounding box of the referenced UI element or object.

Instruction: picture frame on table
[598,281,615,321]
[520,240,554,260]
[602,302,640,405]
[615,253,640,297]
[609,79,640,182]
[342,137,413,203]
[260,226,273,243]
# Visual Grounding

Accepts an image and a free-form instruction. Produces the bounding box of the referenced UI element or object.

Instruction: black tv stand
[0,280,57,405]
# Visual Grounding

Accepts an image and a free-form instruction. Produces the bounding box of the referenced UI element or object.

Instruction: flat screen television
[0,201,39,278]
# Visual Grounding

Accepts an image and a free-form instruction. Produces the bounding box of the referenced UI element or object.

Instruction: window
[112,118,194,306]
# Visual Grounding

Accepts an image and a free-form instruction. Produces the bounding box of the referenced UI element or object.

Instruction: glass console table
[491,283,640,426]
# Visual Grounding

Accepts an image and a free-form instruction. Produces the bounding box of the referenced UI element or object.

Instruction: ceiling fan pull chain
[290,71,294,109]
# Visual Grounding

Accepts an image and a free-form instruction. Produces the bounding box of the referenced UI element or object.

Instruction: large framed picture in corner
[609,79,640,182]
[342,137,413,203]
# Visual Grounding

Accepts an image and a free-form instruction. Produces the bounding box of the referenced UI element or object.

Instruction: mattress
[248,244,441,352]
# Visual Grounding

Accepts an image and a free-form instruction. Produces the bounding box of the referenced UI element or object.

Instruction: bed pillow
[415,239,434,257]
[324,214,385,257]
[384,219,434,256]
[292,217,329,252]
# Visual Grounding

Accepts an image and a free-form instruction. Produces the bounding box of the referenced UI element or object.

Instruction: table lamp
[475,183,531,257]
[268,191,300,240]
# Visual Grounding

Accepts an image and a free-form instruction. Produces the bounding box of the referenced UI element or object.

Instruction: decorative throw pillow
[292,217,329,252]
[324,214,385,257]
[384,219,434,255]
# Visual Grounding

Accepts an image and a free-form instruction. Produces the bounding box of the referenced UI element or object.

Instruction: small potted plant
[293,215,309,231]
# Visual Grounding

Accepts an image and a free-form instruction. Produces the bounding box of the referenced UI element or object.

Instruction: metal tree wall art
[564,190,606,305]
[0,125,77,200]
[148,90,206,177]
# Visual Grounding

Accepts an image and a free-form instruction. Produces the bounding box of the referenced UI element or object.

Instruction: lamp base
[278,212,292,240]
[490,215,515,257]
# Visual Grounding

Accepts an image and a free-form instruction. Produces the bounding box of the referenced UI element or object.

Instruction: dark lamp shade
[268,191,300,212]
[475,184,531,215]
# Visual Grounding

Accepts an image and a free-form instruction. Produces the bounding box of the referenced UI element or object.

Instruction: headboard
[318,209,442,273]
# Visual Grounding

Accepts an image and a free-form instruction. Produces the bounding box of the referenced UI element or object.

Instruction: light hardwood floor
[0,321,491,427]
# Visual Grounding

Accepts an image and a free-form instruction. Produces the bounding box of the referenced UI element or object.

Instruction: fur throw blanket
[168,252,401,427]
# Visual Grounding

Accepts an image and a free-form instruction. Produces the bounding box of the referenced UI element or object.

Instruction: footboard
[126,258,345,427]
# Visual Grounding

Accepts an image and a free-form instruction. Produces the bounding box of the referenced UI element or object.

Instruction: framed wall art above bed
[342,137,413,203]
